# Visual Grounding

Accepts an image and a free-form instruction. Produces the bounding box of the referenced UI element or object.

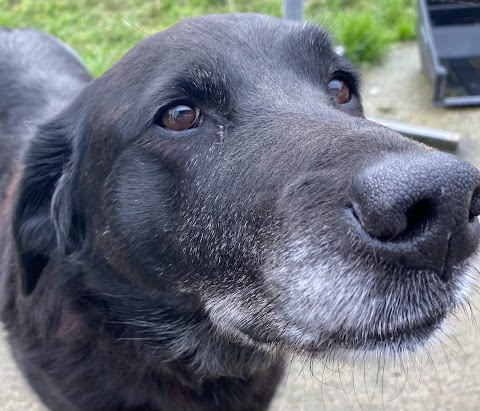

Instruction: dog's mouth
[308,313,446,354]
[237,306,447,355]
[233,244,476,357]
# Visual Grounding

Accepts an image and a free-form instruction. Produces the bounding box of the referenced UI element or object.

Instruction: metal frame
[417,0,480,107]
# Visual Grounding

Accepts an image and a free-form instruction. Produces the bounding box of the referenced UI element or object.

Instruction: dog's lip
[235,311,446,354]
[304,313,446,353]
[363,315,444,346]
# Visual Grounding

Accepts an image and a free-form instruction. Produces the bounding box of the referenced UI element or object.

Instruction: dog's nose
[348,152,480,278]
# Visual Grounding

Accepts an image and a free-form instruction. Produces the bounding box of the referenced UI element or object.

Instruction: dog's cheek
[101,150,182,281]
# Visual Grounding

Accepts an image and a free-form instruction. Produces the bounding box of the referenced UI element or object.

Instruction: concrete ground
[1,42,480,411]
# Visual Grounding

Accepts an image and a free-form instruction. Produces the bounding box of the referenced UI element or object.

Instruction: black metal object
[417,0,480,107]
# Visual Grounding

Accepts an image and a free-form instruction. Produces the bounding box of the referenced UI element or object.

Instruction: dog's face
[13,14,480,365]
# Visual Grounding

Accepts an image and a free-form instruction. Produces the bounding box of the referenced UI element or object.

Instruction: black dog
[1,14,479,411]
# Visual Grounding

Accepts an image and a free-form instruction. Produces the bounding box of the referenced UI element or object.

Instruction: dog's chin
[205,246,477,368]
[234,252,478,361]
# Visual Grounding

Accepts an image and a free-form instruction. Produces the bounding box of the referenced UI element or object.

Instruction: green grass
[0,0,415,76]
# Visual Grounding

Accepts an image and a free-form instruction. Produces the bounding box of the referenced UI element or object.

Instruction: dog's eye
[328,77,351,105]
[157,104,202,131]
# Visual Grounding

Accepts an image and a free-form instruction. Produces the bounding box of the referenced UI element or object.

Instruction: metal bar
[443,95,480,106]
[368,117,460,152]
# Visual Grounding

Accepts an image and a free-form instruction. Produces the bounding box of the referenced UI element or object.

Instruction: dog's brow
[171,64,232,111]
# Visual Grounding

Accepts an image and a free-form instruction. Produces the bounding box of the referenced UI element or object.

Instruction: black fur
[0,15,479,411]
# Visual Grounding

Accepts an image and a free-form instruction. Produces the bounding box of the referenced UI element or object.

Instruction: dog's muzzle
[348,151,480,279]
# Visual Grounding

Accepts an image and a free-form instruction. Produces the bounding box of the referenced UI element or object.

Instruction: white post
[282,0,304,21]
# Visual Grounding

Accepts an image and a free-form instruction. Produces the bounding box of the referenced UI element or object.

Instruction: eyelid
[331,71,354,87]
[333,70,359,94]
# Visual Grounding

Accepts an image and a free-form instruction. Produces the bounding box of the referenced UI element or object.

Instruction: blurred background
[0,0,415,76]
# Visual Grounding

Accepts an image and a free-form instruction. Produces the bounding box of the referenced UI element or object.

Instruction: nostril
[404,198,437,237]
[469,187,480,222]
[348,196,438,242]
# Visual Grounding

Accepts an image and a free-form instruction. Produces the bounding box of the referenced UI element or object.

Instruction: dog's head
[12,14,480,363]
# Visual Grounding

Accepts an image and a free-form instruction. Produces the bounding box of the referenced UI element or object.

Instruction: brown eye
[158,104,202,131]
[328,77,351,105]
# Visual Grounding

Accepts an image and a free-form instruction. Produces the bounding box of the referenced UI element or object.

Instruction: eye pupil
[328,77,351,105]
[158,104,202,131]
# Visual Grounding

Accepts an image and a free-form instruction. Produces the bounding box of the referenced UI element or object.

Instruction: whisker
[115,13,152,38]
[93,25,138,47]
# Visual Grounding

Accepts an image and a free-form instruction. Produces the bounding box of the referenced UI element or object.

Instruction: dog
[1,14,479,411]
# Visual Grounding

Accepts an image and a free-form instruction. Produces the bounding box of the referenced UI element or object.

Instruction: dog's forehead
[174,13,332,54]
[122,14,338,82]
[162,14,330,51]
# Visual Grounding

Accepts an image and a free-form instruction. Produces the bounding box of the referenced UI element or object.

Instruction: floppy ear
[13,112,85,295]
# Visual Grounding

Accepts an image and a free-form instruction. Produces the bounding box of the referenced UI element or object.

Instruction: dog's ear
[13,110,86,295]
